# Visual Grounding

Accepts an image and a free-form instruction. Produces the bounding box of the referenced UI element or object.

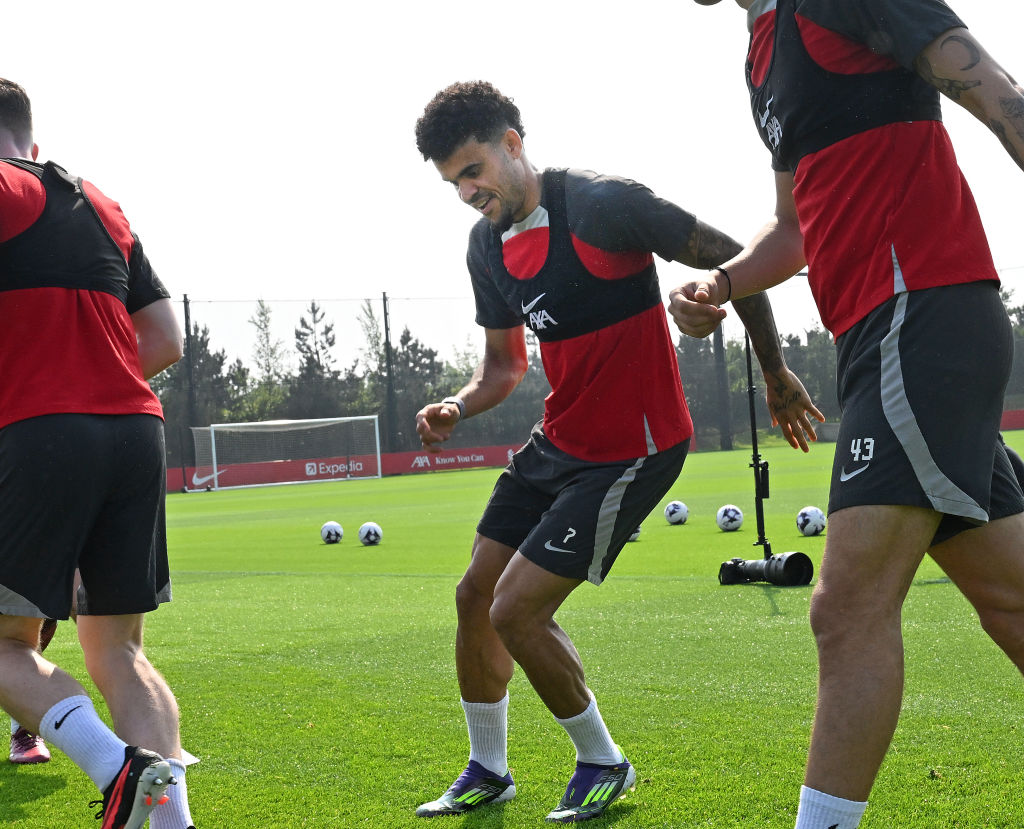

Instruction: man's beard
[492,205,515,234]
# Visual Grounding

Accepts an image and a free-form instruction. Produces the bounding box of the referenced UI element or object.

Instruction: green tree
[247,299,289,420]
[294,300,336,375]
[151,323,234,467]
[287,301,344,419]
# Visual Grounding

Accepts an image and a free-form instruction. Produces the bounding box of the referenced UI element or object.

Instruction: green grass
[2,432,1024,828]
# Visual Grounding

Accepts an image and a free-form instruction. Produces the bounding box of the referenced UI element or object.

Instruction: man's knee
[456,572,494,621]
[487,591,541,653]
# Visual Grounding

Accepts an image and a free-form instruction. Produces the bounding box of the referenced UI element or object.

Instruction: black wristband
[714,267,732,304]
[441,397,465,420]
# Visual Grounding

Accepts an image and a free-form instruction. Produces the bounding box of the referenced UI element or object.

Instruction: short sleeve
[125,234,170,314]
[564,169,697,262]
[467,221,522,330]
[795,0,965,69]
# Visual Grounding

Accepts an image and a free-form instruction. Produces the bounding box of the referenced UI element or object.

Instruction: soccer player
[0,79,196,829]
[675,3,1024,827]
[412,80,823,823]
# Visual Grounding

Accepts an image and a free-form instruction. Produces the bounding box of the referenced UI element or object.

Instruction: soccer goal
[188,415,381,490]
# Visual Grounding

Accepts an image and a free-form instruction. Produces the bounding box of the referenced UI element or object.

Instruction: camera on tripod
[718,551,814,586]
[716,333,816,589]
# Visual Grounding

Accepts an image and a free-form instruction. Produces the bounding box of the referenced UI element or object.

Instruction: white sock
[149,757,194,829]
[38,695,127,791]
[10,718,19,736]
[794,785,868,829]
[554,697,620,765]
[462,695,509,776]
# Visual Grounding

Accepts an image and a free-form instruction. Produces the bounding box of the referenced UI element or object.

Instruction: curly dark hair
[0,79,32,147]
[415,81,525,162]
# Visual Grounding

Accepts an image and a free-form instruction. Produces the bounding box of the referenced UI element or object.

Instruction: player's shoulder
[562,167,655,219]
[468,215,494,247]
[793,0,964,49]
[0,159,47,242]
[563,167,648,198]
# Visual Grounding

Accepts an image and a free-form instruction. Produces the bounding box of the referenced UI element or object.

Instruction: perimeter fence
[152,292,1024,471]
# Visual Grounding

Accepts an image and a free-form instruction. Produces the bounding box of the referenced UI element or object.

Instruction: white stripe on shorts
[589,457,646,585]
[880,292,987,522]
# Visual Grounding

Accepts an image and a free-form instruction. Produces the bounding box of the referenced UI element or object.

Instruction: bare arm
[415,325,529,452]
[131,298,183,379]
[667,175,820,448]
[914,27,1024,171]
[668,170,805,336]
[667,196,822,450]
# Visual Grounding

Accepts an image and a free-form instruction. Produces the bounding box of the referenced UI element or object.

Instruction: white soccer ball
[664,500,689,525]
[796,506,826,536]
[320,521,343,544]
[358,521,383,546]
[716,504,743,532]
[628,526,641,542]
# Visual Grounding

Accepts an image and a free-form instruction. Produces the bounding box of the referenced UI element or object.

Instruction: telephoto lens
[718,552,813,586]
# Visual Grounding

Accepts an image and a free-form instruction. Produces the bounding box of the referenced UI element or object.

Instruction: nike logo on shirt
[521,293,547,314]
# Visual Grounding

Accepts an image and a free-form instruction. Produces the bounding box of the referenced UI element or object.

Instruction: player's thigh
[816,504,939,611]
[0,615,44,648]
[461,534,518,599]
[492,551,582,627]
[929,511,1024,614]
[77,613,145,656]
[77,614,154,690]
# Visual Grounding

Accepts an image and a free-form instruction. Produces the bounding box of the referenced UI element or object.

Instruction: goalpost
[188,415,381,491]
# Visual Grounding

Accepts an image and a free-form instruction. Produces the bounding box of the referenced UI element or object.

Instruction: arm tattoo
[990,119,1024,170]
[1001,93,1024,142]
[915,55,981,102]
[940,34,981,71]
[730,293,784,374]
[684,220,743,270]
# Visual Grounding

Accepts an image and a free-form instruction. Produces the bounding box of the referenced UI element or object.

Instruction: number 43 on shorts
[850,437,875,462]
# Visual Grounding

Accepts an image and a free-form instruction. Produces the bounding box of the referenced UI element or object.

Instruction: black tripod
[718,334,814,586]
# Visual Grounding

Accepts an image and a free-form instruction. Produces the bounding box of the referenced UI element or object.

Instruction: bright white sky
[8,0,1023,371]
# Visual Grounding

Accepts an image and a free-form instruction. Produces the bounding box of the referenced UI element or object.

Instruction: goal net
[188,415,381,490]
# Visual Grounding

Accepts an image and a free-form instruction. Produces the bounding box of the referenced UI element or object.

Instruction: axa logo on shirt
[529,309,558,330]
[521,292,558,331]
[760,94,783,149]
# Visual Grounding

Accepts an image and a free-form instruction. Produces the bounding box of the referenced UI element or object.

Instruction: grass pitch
[2,432,1023,827]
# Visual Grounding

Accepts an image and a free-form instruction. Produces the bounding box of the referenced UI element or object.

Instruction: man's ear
[504,128,523,159]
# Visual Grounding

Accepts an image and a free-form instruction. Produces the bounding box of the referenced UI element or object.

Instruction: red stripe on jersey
[540,304,692,461]
[81,180,134,262]
[748,11,775,87]
[0,287,162,430]
[570,234,653,280]
[0,163,46,243]
[501,226,549,281]
[793,121,996,337]
[796,14,899,74]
